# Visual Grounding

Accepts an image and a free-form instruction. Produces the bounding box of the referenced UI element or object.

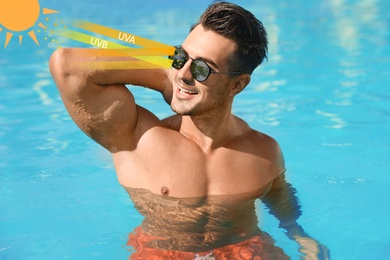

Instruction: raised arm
[49,48,172,152]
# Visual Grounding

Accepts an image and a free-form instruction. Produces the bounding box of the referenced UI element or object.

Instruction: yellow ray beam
[56,28,173,68]
[72,20,172,49]
[70,47,174,56]
[57,28,136,49]
[19,35,23,45]
[77,60,171,70]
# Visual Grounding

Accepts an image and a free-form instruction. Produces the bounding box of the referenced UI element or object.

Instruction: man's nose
[177,59,194,84]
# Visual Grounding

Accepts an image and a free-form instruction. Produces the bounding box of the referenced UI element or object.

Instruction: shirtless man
[50,2,329,259]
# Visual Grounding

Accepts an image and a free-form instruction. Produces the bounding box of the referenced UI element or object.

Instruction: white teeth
[179,86,197,95]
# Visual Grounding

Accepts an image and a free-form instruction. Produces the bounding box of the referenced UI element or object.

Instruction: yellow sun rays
[0,3,59,49]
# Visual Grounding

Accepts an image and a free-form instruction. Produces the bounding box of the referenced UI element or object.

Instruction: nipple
[161,186,169,196]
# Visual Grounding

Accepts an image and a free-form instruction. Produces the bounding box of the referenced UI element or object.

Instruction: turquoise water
[1,0,389,259]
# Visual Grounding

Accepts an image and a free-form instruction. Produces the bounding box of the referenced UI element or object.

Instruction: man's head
[169,2,268,116]
[191,1,268,75]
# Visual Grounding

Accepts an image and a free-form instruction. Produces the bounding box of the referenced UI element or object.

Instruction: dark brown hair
[191,1,268,75]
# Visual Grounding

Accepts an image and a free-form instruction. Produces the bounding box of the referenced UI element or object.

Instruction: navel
[161,186,169,196]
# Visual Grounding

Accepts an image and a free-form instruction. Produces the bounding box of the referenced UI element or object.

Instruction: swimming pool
[1,0,389,259]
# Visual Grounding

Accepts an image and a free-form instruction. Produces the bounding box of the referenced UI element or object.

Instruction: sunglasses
[168,46,242,82]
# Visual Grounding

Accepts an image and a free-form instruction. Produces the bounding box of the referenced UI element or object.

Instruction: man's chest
[114,146,276,198]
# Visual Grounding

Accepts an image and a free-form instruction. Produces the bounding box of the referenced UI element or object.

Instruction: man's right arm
[49,48,172,152]
[262,175,330,259]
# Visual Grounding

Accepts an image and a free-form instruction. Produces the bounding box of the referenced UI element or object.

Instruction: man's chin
[171,105,196,116]
[171,102,189,115]
[171,108,192,116]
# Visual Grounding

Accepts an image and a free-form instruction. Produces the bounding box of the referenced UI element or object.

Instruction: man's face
[170,25,237,116]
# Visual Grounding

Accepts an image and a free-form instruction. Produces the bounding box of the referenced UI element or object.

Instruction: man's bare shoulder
[233,116,285,173]
[234,116,281,149]
[251,129,282,158]
[251,129,281,148]
[135,112,187,145]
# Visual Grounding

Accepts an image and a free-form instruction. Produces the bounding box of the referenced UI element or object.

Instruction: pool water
[1,0,389,259]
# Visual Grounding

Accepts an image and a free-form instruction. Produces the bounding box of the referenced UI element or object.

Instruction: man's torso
[113,110,283,198]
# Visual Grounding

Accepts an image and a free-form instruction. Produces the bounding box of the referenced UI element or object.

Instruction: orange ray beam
[5,32,13,49]
[38,22,47,30]
[19,35,23,45]
[43,8,59,15]
[28,30,40,46]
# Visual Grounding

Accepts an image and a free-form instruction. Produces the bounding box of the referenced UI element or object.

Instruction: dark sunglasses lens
[169,47,187,69]
[191,60,210,82]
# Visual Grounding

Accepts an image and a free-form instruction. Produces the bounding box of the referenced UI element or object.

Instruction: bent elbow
[49,48,73,86]
[49,48,90,98]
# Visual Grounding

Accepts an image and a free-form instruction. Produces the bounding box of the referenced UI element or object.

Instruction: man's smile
[179,86,198,95]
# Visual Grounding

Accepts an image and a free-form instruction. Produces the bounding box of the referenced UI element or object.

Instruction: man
[50,2,329,259]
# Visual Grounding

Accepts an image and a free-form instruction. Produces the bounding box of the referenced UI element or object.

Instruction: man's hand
[294,235,331,260]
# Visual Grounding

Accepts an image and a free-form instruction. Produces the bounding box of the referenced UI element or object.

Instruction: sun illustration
[0,0,58,48]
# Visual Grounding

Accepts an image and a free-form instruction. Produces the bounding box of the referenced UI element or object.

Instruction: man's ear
[230,74,251,96]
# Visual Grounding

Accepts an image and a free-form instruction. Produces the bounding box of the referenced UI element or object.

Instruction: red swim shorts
[127,227,289,260]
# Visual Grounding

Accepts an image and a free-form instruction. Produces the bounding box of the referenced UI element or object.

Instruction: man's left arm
[262,172,331,260]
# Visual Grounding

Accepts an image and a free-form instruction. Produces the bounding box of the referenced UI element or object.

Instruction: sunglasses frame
[168,46,242,82]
